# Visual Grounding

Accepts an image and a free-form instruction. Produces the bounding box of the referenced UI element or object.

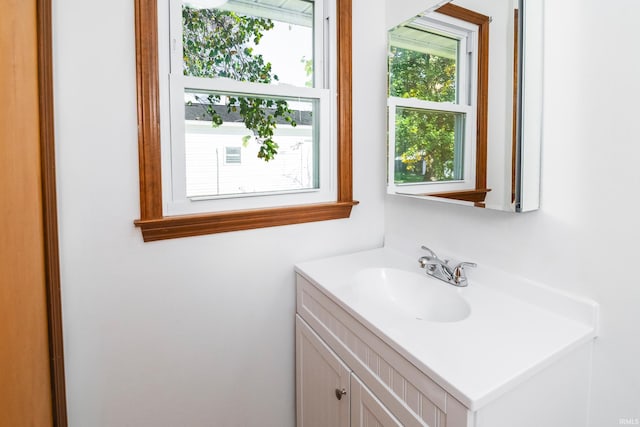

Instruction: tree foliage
[182,6,297,161]
[389,46,458,182]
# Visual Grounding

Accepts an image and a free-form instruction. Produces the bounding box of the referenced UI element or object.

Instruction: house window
[224,147,241,164]
[133,0,355,241]
[165,0,333,215]
[387,5,489,200]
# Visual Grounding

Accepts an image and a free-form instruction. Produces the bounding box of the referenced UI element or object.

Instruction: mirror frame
[515,0,543,212]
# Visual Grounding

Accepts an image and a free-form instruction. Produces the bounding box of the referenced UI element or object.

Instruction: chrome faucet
[418,245,476,287]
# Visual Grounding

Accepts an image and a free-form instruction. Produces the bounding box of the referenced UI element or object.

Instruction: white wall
[53,0,386,425]
[385,0,640,425]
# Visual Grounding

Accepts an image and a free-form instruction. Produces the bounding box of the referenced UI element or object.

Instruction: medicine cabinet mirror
[387,0,543,212]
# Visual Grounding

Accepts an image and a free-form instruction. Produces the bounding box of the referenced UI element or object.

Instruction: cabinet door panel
[296,316,350,427]
[351,374,403,427]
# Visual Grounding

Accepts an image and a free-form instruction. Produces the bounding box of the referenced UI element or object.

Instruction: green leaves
[389,47,456,103]
[301,56,313,87]
[390,46,458,182]
[182,6,297,161]
[182,7,275,81]
[395,109,456,182]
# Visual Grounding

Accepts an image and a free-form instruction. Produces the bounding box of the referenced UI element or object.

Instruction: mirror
[386,0,543,212]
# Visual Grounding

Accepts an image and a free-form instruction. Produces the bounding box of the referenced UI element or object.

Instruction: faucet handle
[454,261,477,270]
[452,262,477,286]
[419,246,441,273]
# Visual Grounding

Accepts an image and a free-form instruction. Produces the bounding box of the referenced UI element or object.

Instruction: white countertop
[295,247,598,411]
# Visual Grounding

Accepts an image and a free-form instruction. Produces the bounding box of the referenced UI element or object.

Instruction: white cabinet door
[351,374,403,427]
[296,316,350,427]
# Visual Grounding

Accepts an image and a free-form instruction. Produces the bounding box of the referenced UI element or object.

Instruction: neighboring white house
[184,103,316,199]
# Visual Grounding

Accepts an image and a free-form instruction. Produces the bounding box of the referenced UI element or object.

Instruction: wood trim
[425,188,491,203]
[436,3,490,26]
[136,201,358,242]
[436,3,490,194]
[336,0,353,202]
[134,0,356,240]
[135,0,163,220]
[511,8,519,203]
[37,0,68,425]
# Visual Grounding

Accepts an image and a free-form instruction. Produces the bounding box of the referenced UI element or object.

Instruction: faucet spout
[420,245,438,258]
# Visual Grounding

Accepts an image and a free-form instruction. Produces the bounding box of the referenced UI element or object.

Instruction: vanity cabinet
[296,317,403,427]
[296,274,470,427]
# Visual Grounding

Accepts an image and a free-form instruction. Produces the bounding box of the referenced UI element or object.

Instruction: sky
[251,20,313,88]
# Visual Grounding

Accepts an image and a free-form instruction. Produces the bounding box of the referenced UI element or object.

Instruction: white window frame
[387,12,479,196]
[158,0,337,216]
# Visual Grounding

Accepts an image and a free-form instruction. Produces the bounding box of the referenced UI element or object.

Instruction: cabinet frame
[351,374,403,427]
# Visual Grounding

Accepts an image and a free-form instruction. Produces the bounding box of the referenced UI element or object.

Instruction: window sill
[134,200,359,242]
[425,188,491,205]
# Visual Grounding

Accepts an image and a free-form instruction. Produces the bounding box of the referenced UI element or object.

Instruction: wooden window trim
[425,3,490,204]
[133,0,357,242]
[420,188,492,208]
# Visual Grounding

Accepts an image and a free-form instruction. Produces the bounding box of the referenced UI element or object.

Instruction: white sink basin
[349,268,471,322]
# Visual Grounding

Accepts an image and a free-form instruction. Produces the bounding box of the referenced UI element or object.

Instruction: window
[167,0,332,215]
[133,0,356,241]
[224,147,241,164]
[387,4,489,203]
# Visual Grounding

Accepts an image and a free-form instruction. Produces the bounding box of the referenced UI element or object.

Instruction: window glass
[394,107,465,184]
[224,146,241,164]
[184,90,318,198]
[182,0,314,88]
[389,26,458,103]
